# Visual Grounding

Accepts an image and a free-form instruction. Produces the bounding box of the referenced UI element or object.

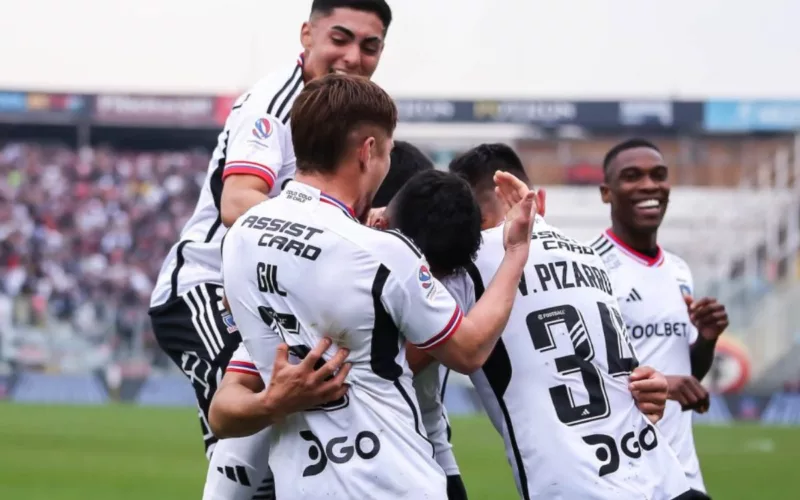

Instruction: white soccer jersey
[150,55,304,307]
[465,218,690,500]
[222,180,465,500]
[412,272,473,477]
[589,229,706,492]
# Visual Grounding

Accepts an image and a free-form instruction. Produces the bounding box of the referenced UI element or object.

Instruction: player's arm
[397,178,536,374]
[685,294,729,380]
[209,361,270,438]
[209,338,352,438]
[426,249,525,373]
[219,97,290,227]
[406,343,435,374]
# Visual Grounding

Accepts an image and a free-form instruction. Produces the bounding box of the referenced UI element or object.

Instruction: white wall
[1,0,799,97]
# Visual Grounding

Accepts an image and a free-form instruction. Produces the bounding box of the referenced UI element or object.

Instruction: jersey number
[257,306,349,412]
[526,302,637,426]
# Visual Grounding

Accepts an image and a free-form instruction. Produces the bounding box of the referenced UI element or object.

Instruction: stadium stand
[0,141,206,370]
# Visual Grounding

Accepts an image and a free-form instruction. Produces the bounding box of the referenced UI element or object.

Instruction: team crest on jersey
[221,311,239,334]
[251,117,273,141]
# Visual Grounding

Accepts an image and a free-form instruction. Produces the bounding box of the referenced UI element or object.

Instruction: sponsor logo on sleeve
[248,117,274,148]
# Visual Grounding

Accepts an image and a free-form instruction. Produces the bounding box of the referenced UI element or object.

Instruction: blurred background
[1,0,800,498]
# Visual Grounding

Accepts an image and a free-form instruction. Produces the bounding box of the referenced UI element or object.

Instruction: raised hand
[685,295,728,341]
[495,171,537,252]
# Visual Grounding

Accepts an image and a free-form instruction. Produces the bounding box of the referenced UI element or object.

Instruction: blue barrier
[134,375,197,407]
[760,393,800,425]
[10,373,108,404]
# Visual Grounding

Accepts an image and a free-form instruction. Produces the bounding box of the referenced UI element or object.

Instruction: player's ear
[300,22,313,51]
[357,136,375,172]
[600,183,611,204]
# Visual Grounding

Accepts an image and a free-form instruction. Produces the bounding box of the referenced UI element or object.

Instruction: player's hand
[535,188,546,217]
[629,366,668,425]
[495,171,537,253]
[262,338,352,419]
[685,295,728,341]
[666,375,710,413]
[366,207,388,229]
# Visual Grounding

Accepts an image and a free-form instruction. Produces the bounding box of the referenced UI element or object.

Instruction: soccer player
[202,141,455,500]
[450,143,540,230]
[589,138,729,499]
[452,144,695,499]
[148,0,393,463]
[220,74,536,499]
[209,168,481,500]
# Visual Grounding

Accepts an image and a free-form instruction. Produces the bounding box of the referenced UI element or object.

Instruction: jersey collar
[319,192,358,221]
[604,229,664,267]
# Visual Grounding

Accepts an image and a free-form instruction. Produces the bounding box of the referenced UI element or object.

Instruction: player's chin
[629,210,665,230]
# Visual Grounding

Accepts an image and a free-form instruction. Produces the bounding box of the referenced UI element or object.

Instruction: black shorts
[149,283,242,456]
[674,489,712,500]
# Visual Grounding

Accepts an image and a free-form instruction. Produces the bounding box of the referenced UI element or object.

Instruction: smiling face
[300,8,386,81]
[601,146,671,235]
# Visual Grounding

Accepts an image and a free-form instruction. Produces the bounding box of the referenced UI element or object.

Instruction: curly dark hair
[387,170,482,277]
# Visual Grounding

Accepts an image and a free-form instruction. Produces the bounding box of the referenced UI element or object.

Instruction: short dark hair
[311,0,393,31]
[389,170,482,277]
[291,73,397,174]
[449,143,529,194]
[372,141,434,208]
[602,138,661,177]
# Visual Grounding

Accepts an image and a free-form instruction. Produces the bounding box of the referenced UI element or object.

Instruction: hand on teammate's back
[494,171,537,253]
[665,375,710,413]
[628,365,669,424]
[365,207,388,229]
[262,338,352,421]
[685,295,729,341]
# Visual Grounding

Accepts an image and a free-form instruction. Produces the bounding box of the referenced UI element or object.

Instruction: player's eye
[651,168,668,182]
[331,37,348,45]
[620,170,641,182]
[361,42,380,55]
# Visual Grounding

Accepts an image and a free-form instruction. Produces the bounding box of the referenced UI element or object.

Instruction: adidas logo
[216,465,251,486]
[625,289,643,302]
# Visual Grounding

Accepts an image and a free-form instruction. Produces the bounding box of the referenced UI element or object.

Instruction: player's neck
[610,221,659,254]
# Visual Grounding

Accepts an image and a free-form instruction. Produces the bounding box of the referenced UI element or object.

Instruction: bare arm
[209,370,273,438]
[428,176,536,373]
[208,340,352,439]
[428,249,527,373]
[407,343,435,375]
[220,175,272,227]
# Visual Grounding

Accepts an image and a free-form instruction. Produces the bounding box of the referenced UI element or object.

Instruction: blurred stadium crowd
[0,141,210,369]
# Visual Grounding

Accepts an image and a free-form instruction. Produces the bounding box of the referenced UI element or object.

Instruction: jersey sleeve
[221,94,289,190]
[227,343,259,377]
[384,259,464,351]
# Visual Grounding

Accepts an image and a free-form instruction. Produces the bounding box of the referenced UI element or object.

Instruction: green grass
[0,403,797,499]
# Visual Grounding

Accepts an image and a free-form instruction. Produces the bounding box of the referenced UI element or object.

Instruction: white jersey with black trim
[589,230,706,492]
[150,55,304,307]
[464,217,690,500]
[411,272,473,477]
[221,180,465,499]
[223,273,471,480]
